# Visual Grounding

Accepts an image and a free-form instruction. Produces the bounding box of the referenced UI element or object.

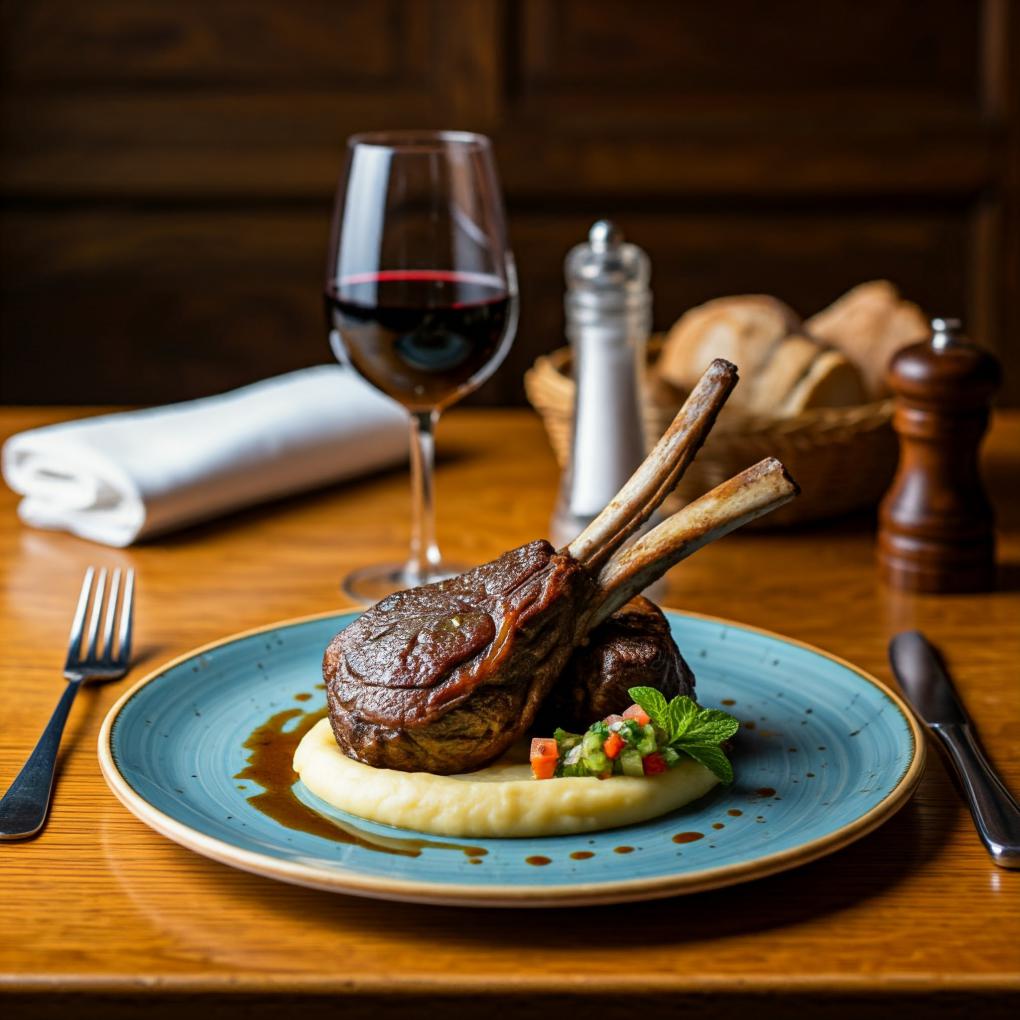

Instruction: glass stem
[407,409,441,583]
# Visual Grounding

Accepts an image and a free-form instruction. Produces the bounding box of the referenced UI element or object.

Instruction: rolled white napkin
[1,365,408,546]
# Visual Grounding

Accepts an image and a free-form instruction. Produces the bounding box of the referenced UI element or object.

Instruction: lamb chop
[324,359,798,774]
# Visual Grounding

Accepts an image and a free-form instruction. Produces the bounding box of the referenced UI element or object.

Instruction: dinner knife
[889,630,1020,869]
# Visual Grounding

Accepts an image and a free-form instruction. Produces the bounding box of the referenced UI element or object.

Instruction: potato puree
[293,718,719,838]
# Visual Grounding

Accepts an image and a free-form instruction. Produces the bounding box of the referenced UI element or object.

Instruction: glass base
[341,559,468,605]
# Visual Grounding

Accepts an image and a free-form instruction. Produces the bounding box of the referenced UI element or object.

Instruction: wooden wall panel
[517,0,980,107]
[2,1,431,86]
[0,0,1016,405]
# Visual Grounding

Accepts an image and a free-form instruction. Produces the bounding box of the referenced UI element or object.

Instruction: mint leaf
[628,686,669,729]
[667,696,699,740]
[627,688,739,782]
[681,708,740,745]
[678,742,734,784]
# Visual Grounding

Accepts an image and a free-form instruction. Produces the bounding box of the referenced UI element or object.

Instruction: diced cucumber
[661,746,681,768]
[620,749,645,777]
[560,761,587,778]
[636,724,658,756]
[583,749,610,775]
[581,729,604,756]
[554,727,582,752]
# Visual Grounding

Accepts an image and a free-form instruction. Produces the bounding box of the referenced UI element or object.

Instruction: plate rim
[98,608,926,907]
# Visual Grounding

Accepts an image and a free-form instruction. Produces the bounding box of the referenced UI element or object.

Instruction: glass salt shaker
[551,220,652,547]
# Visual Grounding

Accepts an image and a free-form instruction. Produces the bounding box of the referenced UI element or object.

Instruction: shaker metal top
[564,219,651,296]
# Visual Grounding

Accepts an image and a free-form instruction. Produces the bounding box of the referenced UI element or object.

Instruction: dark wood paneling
[0,0,1017,404]
[0,202,971,406]
[518,0,980,104]
[0,207,329,403]
[1,0,431,86]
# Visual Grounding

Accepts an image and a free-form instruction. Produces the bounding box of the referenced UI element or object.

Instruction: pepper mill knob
[878,316,1002,592]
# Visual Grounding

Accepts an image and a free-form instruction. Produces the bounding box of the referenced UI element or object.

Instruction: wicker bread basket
[524,340,897,527]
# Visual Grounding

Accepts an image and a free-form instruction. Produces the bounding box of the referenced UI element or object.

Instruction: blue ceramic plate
[98,610,924,907]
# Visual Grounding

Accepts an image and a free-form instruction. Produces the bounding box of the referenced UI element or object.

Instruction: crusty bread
[744,333,820,417]
[657,297,867,420]
[777,348,868,416]
[655,282,924,420]
[805,280,929,398]
[657,295,800,414]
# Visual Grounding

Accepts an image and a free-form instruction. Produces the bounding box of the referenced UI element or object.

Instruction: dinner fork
[0,567,135,840]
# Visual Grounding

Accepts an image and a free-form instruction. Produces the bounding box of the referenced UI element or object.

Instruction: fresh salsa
[530,686,740,784]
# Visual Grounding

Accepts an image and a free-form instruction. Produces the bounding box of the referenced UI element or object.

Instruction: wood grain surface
[0,407,1018,1018]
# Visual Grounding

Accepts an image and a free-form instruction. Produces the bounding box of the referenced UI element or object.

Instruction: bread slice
[744,333,820,417]
[806,280,929,398]
[777,349,869,417]
[658,295,800,413]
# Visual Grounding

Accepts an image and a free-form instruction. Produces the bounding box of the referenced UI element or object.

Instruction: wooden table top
[1,406,1018,1019]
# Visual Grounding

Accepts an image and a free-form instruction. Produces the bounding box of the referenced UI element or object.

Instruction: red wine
[325,271,512,411]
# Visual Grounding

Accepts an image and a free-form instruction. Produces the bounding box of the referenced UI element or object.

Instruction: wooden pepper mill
[878,317,1002,592]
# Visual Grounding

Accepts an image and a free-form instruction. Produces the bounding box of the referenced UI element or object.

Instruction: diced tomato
[604,714,625,727]
[603,731,625,759]
[530,737,559,780]
[623,704,651,726]
[642,752,668,775]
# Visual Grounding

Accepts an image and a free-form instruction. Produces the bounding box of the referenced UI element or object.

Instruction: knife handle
[933,722,1020,869]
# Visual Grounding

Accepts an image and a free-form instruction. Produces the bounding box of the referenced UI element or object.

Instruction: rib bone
[588,457,799,628]
[566,358,738,572]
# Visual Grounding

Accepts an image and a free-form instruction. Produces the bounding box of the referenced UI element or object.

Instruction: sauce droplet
[712,822,725,830]
[613,846,635,854]
[672,831,704,844]
[727,808,743,817]
[743,721,756,730]
[721,698,736,706]
[526,855,551,866]
[754,787,777,797]
[570,851,594,860]
[294,692,312,702]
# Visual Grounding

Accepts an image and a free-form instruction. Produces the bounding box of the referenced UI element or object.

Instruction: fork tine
[100,568,122,664]
[83,568,108,663]
[64,568,95,671]
[117,569,135,665]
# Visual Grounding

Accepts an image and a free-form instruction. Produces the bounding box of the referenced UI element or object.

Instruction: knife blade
[890,630,1020,869]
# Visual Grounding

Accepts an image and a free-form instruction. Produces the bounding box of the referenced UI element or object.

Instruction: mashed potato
[293,718,719,838]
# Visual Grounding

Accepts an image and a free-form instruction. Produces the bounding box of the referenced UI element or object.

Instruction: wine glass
[325,130,518,603]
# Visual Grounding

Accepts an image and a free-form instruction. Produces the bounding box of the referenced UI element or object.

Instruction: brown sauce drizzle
[613,845,635,854]
[727,808,743,817]
[235,705,487,859]
[570,850,594,860]
[294,692,312,702]
[672,831,704,844]
[526,855,551,866]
